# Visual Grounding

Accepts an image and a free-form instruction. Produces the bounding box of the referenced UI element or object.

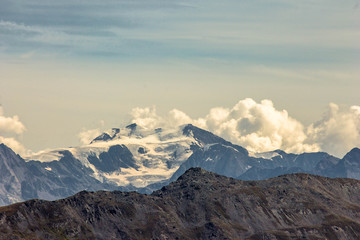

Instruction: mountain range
[1,123,359,206]
[1,168,360,239]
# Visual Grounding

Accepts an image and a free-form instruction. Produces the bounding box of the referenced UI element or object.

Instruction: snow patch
[251,151,281,160]
[245,165,252,170]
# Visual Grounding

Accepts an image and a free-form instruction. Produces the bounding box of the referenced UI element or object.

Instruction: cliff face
[1,168,360,240]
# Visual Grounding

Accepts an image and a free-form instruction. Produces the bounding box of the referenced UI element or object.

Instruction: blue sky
[0,0,359,155]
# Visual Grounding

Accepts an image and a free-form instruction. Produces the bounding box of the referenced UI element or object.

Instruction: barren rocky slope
[1,168,360,239]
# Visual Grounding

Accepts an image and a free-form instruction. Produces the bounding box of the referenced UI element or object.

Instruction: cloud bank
[0,106,28,155]
[123,99,359,157]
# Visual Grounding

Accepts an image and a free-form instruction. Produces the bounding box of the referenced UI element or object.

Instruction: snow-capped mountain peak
[25,124,201,189]
[1,124,359,207]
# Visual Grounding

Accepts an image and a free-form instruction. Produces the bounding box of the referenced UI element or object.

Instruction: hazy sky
[0,0,359,157]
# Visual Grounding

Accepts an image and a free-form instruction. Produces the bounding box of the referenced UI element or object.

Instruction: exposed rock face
[0,144,29,205]
[342,148,360,179]
[171,143,252,180]
[87,145,138,172]
[1,168,360,240]
[0,144,120,206]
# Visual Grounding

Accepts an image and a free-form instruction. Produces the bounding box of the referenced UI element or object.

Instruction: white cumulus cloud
[0,136,28,156]
[194,98,319,154]
[307,103,360,157]
[127,99,360,157]
[77,120,105,145]
[130,106,192,130]
[0,106,29,155]
[0,107,26,135]
[78,129,103,145]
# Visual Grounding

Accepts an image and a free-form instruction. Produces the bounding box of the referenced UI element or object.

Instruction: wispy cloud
[0,20,72,46]
[20,51,36,59]
[0,0,358,62]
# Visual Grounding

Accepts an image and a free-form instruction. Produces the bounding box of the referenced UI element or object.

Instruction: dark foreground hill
[1,168,360,240]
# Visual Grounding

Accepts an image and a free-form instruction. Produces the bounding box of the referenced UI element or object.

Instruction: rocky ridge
[1,168,360,239]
